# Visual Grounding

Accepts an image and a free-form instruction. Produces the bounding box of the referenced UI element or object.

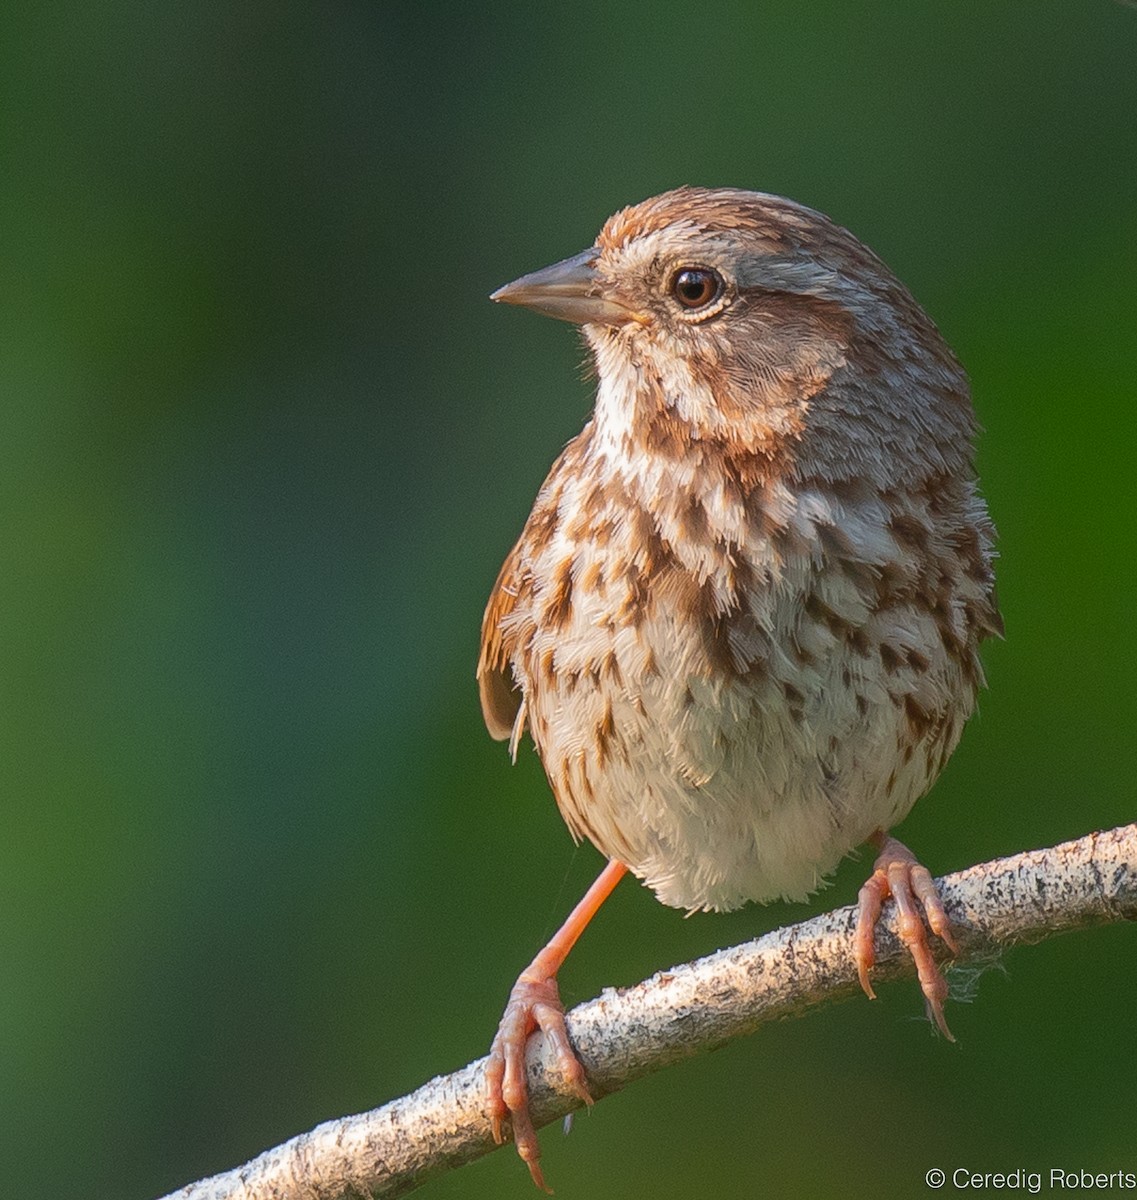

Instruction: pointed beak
[491,248,632,326]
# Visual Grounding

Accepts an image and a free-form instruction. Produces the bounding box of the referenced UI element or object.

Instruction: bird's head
[493,187,972,483]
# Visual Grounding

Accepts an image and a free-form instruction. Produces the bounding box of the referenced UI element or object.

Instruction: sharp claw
[526,1159,553,1195]
[854,870,887,1000]
[510,1095,550,1192]
[858,958,877,1002]
[927,995,957,1043]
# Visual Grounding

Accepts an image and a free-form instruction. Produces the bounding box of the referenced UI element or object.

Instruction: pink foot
[854,834,960,1039]
[485,860,625,1189]
[487,972,593,1192]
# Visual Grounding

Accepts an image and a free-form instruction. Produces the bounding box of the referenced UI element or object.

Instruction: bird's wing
[477,540,526,742]
[476,423,593,747]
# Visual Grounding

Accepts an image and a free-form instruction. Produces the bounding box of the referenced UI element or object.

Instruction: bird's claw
[854,835,958,1039]
[487,973,592,1191]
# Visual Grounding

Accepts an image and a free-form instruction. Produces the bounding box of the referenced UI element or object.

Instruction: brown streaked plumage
[478,187,1000,1189]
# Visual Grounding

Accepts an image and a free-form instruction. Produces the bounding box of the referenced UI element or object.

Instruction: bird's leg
[854,832,960,1040]
[487,858,627,1192]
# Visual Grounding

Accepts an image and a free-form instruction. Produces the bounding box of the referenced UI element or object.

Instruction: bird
[477,186,1001,1189]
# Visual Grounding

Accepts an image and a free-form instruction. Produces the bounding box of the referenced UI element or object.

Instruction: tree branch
[157,824,1137,1200]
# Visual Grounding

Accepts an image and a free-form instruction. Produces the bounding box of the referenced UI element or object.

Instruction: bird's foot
[487,971,593,1192]
[854,834,960,1039]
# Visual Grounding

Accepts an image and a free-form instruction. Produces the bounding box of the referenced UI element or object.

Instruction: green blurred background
[1,3,1135,1197]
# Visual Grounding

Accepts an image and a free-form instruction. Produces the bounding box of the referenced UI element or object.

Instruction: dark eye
[670,267,723,310]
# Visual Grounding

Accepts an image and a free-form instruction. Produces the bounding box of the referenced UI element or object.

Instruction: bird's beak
[491,248,632,326]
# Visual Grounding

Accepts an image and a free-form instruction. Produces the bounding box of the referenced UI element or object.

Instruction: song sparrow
[478,187,1001,1188]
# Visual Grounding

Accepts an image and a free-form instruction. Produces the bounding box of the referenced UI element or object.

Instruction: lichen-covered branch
[157,824,1137,1200]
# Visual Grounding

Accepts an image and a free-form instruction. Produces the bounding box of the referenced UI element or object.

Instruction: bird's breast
[506,447,988,911]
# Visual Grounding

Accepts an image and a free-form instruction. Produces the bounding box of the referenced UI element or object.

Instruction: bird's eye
[670,267,723,310]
